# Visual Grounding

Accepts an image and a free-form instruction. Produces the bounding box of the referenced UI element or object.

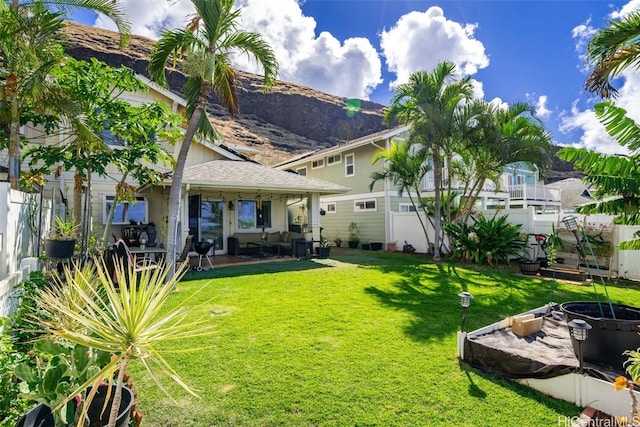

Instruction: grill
[193,240,214,271]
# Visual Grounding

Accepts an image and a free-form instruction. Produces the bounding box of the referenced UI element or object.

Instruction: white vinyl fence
[0,184,49,318]
[390,207,640,281]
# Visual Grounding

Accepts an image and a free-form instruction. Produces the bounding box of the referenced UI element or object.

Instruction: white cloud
[534,95,552,119]
[379,6,489,89]
[561,1,640,154]
[234,0,382,99]
[571,19,596,72]
[610,0,640,19]
[92,0,383,100]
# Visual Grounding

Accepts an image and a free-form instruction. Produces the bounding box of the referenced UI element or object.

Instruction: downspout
[370,139,390,243]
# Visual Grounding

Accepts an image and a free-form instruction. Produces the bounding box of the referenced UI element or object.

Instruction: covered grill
[193,240,214,271]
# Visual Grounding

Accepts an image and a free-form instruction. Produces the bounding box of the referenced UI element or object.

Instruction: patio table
[247,241,281,259]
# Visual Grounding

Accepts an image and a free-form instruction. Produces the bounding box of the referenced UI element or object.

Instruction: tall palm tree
[0,0,130,189]
[148,0,278,274]
[385,62,474,261]
[457,100,552,220]
[370,139,434,250]
[585,10,640,98]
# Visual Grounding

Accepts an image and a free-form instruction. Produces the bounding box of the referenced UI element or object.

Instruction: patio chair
[112,239,158,287]
[176,235,195,267]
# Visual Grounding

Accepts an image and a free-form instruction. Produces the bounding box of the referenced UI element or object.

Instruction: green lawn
[128,251,640,426]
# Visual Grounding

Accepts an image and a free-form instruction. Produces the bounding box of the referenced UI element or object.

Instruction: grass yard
[128,250,640,426]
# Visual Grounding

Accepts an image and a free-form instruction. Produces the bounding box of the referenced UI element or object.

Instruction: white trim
[320,191,385,203]
[135,74,186,106]
[311,158,325,169]
[103,194,148,225]
[326,202,337,214]
[399,203,417,212]
[345,153,355,177]
[327,154,341,165]
[354,198,377,212]
[273,125,411,169]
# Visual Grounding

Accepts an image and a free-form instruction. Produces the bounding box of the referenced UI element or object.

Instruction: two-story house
[276,126,562,250]
[16,74,348,258]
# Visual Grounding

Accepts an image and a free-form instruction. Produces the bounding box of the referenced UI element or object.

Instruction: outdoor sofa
[227,231,305,257]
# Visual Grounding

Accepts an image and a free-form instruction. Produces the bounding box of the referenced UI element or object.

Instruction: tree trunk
[165,85,210,280]
[8,73,20,190]
[432,144,442,261]
[107,355,130,427]
[408,188,432,250]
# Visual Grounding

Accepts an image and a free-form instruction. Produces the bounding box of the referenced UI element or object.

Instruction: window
[354,199,376,212]
[327,154,341,165]
[101,127,124,147]
[312,159,324,169]
[297,167,307,176]
[103,196,148,225]
[326,202,336,213]
[237,200,272,229]
[345,154,354,176]
[399,203,417,212]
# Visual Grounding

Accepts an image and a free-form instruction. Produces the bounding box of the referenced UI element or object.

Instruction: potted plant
[334,237,343,248]
[30,258,214,427]
[14,339,116,426]
[386,241,397,252]
[347,222,359,249]
[316,238,331,258]
[517,231,541,275]
[44,216,79,259]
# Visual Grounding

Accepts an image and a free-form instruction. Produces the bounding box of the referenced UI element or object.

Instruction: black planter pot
[361,243,371,250]
[86,384,134,427]
[44,239,76,259]
[561,301,640,371]
[369,242,383,251]
[348,241,359,249]
[315,247,331,258]
[15,403,54,427]
[518,259,540,275]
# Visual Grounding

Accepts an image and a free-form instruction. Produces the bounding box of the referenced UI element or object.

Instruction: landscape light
[458,291,474,332]
[568,319,592,374]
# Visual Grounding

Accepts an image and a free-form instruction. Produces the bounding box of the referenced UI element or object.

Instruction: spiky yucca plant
[33,258,214,427]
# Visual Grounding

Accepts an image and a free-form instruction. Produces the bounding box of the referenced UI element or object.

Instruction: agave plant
[32,257,214,427]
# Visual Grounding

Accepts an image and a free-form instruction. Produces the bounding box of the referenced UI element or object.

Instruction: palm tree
[0,0,130,190]
[148,0,278,275]
[585,10,640,98]
[385,62,474,261]
[370,139,434,250]
[457,100,552,220]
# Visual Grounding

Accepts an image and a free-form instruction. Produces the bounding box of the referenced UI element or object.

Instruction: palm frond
[595,100,640,152]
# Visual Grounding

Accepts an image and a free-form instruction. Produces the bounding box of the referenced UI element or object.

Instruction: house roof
[274,125,411,169]
[170,160,350,195]
[552,177,593,210]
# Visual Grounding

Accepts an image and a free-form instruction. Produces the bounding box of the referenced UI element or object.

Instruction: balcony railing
[509,184,561,202]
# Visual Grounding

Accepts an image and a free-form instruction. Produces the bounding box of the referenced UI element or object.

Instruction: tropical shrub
[9,271,48,352]
[445,213,525,266]
[0,321,30,427]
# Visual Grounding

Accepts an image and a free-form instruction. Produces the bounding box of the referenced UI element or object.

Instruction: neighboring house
[551,177,594,211]
[13,75,348,256]
[502,162,562,212]
[275,127,562,247]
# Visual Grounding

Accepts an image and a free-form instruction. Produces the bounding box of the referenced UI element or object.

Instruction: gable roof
[169,160,350,195]
[274,125,411,169]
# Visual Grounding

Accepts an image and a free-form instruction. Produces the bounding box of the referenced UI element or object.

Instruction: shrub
[0,321,30,427]
[445,213,525,266]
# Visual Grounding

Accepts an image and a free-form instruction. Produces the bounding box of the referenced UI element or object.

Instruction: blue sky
[76,0,640,154]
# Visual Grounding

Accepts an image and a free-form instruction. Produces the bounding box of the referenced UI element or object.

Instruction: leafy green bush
[0,320,30,427]
[9,271,49,352]
[445,213,525,266]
